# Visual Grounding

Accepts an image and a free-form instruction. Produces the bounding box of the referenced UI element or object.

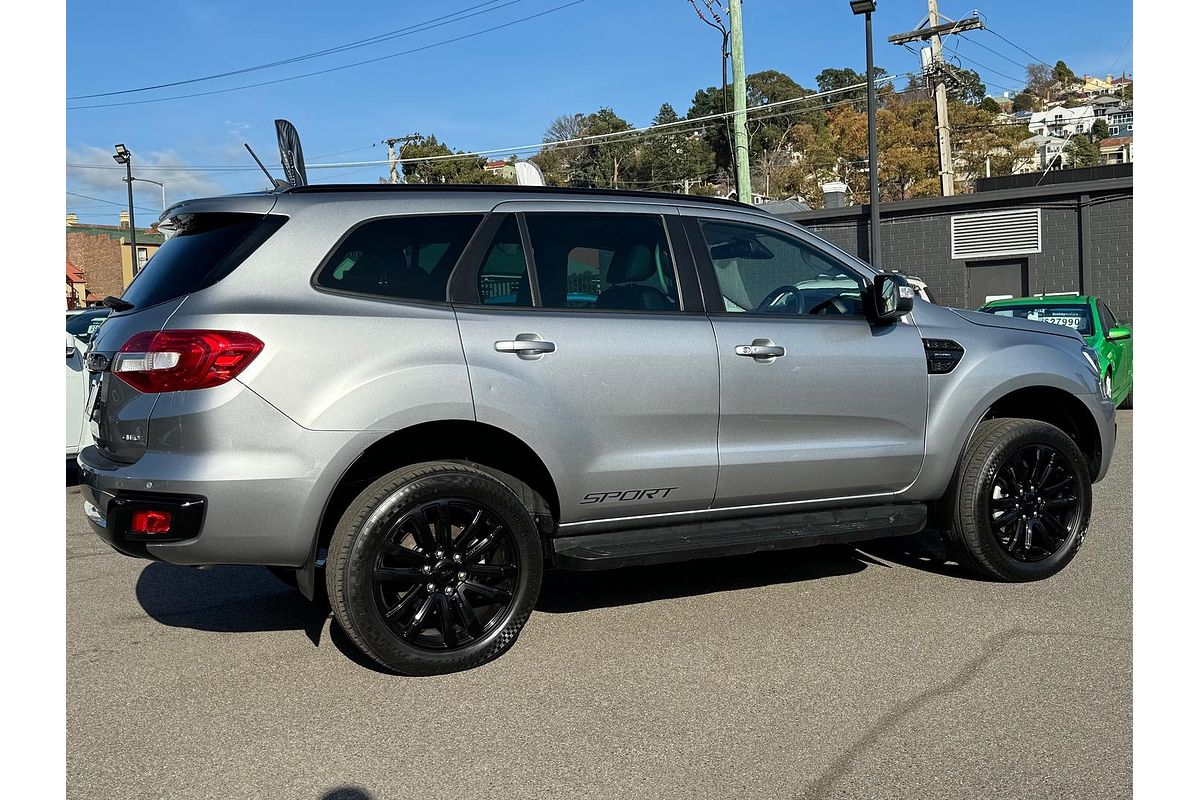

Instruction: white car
[66,309,107,458]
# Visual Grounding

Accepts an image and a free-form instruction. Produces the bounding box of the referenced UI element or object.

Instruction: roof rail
[283,182,757,209]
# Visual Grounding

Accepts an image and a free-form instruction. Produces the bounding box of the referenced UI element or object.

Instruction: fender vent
[950,208,1041,259]
[923,339,965,374]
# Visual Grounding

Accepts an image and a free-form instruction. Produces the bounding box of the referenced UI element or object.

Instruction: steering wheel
[755,285,805,314]
[811,293,857,316]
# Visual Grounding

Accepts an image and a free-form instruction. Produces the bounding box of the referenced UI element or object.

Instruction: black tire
[326,462,543,675]
[1119,386,1132,409]
[943,418,1091,582]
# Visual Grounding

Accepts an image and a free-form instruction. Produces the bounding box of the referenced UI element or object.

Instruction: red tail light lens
[131,509,172,534]
[113,330,264,392]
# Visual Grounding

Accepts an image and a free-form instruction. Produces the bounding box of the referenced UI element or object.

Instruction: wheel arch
[981,385,1104,481]
[298,420,560,599]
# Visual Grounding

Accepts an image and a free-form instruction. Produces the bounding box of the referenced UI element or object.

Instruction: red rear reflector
[131,509,172,534]
[114,330,264,393]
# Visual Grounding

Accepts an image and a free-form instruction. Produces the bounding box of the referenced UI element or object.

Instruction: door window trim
[683,215,872,322]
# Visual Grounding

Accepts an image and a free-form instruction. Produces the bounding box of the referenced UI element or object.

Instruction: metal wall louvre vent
[950,208,1041,260]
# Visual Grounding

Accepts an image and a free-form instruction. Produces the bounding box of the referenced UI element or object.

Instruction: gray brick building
[779,175,1133,322]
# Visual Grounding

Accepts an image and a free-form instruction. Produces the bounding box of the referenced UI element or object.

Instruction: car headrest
[608,243,656,284]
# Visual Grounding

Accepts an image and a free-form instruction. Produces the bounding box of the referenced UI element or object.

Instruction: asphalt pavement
[67,412,1131,800]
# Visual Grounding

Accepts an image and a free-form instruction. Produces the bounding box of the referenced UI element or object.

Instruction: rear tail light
[113,330,264,392]
[131,509,172,534]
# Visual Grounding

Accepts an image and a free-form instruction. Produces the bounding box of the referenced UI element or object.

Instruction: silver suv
[79,185,1115,675]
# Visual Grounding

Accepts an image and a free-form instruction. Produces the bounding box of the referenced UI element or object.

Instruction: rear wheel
[944,418,1091,582]
[326,462,543,675]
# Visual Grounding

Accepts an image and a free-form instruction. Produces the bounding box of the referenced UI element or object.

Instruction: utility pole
[382,134,421,184]
[728,0,752,204]
[888,3,983,196]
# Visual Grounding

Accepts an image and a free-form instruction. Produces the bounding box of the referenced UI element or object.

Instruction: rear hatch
[86,204,284,464]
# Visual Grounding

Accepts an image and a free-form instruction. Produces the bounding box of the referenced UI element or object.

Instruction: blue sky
[66,0,1132,222]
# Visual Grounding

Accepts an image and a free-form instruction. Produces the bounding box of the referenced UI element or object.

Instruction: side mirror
[1107,325,1131,341]
[869,274,914,322]
[66,334,77,359]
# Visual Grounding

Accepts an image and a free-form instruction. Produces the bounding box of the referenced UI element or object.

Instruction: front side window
[699,220,867,317]
[316,214,482,302]
[1099,302,1120,333]
[523,213,679,311]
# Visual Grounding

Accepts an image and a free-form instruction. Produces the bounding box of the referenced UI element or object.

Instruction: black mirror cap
[869,273,915,323]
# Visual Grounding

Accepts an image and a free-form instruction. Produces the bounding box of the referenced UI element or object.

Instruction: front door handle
[495,334,556,360]
[735,339,785,362]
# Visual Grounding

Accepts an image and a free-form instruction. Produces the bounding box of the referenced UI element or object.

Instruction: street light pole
[851,1,883,269]
[127,175,166,210]
[112,144,138,276]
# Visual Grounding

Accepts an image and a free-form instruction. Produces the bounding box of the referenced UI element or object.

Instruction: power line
[67,1,588,110]
[67,1,521,100]
[67,75,914,174]
[66,191,161,214]
[957,32,1034,74]
[982,27,1053,69]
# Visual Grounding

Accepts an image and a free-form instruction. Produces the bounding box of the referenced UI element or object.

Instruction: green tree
[1012,92,1040,112]
[640,103,714,191]
[530,113,587,186]
[1065,135,1100,167]
[980,97,1001,114]
[1052,60,1077,85]
[399,135,511,184]
[573,107,635,188]
[951,67,987,105]
[1091,118,1110,141]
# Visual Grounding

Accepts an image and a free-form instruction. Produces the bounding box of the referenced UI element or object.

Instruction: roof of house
[1100,136,1133,148]
[65,222,166,244]
[66,260,85,283]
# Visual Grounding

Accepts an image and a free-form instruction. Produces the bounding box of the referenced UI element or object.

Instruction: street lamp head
[113,143,130,164]
[850,0,876,14]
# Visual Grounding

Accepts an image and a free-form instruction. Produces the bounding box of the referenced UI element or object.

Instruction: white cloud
[67,144,226,206]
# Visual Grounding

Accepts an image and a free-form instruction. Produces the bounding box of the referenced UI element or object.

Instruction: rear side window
[523,212,679,311]
[317,214,482,302]
[120,213,285,310]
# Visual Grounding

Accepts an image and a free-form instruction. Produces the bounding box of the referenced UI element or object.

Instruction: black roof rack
[283,182,757,210]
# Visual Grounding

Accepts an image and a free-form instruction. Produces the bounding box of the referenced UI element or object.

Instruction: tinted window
[478,216,531,307]
[982,303,1095,335]
[66,309,108,338]
[317,214,482,302]
[120,213,285,310]
[524,213,679,311]
[699,220,866,316]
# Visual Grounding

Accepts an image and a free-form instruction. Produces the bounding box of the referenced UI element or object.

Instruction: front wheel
[943,418,1092,582]
[326,462,543,675]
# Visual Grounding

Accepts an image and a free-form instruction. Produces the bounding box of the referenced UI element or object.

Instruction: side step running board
[551,503,927,570]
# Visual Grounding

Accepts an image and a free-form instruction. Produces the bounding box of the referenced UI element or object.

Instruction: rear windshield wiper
[102,296,134,312]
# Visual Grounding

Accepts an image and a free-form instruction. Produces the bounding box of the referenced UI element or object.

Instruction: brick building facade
[65,215,165,301]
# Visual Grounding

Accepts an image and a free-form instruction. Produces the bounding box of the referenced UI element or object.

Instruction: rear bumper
[78,382,368,567]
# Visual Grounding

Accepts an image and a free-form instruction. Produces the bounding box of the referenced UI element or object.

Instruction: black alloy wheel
[987,443,1084,563]
[372,498,519,650]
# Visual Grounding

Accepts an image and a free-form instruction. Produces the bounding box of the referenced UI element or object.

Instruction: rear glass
[119,213,285,310]
[66,309,108,337]
[316,214,483,302]
[983,303,1094,335]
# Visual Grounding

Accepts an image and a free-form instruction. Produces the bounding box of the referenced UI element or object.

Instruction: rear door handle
[735,339,785,361]
[495,334,556,360]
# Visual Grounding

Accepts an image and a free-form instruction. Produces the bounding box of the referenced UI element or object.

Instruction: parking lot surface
[67,412,1131,800]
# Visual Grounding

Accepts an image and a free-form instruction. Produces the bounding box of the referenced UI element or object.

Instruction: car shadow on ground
[132,531,970,673]
[66,460,80,487]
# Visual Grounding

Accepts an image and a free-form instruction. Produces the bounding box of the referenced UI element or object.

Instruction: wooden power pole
[382,134,422,184]
[888,3,983,196]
